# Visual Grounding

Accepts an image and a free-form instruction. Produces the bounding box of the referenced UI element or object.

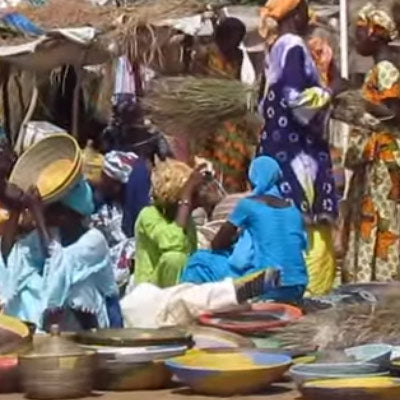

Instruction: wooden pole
[339,0,349,79]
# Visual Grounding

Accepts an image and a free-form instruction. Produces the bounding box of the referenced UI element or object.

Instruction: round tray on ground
[199,303,303,335]
[165,349,292,396]
[290,362,389,387]
[335,282,400,299]
[299,377,400,400]
[81,344,187,363]
[75,327,193,348]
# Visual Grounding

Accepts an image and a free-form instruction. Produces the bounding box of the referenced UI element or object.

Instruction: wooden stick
[17,74,38,152]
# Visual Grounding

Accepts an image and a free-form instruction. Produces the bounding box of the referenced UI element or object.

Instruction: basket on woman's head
[9,134,82,204]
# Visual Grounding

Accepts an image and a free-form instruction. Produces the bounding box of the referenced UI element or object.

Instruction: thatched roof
[0,0,218,70]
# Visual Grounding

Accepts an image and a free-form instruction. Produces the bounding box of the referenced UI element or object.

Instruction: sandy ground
[3,382,299,400]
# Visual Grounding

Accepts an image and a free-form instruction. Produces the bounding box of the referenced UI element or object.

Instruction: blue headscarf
[61,179,95,217]
[249,156,283,197]
[228,156,283,270]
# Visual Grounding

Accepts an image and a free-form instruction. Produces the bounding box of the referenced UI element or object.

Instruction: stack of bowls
[74,327,193,391]
[9,134,82,203]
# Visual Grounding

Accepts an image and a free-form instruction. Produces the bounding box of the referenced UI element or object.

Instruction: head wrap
[308,37,334,86]
[151,159,192,206]
[259,0,302,44]
[357,2,398,41]
[61,178,95,217]
[249,156,283,196]
[103,151,138,184]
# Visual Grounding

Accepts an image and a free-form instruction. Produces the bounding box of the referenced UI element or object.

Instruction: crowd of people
[0,0,399,331]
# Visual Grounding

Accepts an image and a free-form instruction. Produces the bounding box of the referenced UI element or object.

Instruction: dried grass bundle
[332,90,400,134]
[144,76,259,145]
[116,0,212,66]
[274,291,400,350]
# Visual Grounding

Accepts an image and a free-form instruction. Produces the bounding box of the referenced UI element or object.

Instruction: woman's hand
[181,164,208,201]
[175,165,208,230]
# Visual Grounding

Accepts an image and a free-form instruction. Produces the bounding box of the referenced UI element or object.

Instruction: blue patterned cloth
[259,33,337,224]
[0,228,120,330]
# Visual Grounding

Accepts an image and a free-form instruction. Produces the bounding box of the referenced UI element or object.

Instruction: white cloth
[121,280,237,328]
[239,42,256,86]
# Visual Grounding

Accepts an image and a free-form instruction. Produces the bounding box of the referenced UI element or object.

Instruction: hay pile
[14,0,210,30]
[14,0,117,30]
[274,291,400,350]
[10,0,216,65]
[144,76,260,145]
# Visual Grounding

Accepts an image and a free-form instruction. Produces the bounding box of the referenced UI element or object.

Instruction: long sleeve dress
[258,33,337,296]
[343,60,400,283]
[0,228,120,330]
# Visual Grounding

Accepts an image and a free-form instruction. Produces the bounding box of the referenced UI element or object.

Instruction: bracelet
[178,199,191,207]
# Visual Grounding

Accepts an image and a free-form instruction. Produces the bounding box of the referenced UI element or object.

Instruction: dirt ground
[4,382,299,400]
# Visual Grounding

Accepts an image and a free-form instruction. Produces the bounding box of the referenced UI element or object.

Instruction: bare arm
[211,221,238,251]
[175,166,207,230]
[1,209,20,261]
[27,187,50,257]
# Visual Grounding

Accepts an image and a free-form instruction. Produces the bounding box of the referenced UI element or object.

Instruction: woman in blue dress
[257,0,340,296]
[182,156,308,303]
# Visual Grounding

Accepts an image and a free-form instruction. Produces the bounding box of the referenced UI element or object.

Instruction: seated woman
[91,151,140,291]
[134,159,212,288]
[181,156,308,303]
[0,178,122,331]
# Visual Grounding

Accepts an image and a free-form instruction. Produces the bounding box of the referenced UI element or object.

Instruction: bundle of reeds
[332,90,400,134]
[116,0,218,67]
[274,291,400,350]
[144,76,260,147]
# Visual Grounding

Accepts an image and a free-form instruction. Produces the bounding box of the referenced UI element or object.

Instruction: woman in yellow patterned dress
[343,2,400,283]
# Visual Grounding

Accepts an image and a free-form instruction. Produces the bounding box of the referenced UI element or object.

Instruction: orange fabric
[376,230,399,261]
[360,197,377,240]
[261,0,301,21]
[362,65,400,104]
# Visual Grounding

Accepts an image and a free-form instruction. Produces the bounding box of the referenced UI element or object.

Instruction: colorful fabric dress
[134,206,197,288]
[259,33,337,296]
[343,60,400,283]
[181,156,308,303]
[259,33,337,224]
[200,46,254,193]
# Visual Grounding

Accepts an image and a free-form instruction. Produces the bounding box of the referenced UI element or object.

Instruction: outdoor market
[0,0,400,399]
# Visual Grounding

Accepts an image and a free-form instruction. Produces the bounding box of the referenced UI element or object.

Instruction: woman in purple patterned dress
[258,0,339,295]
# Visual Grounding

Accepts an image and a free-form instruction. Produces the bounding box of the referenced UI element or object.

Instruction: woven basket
[9,135,82,204]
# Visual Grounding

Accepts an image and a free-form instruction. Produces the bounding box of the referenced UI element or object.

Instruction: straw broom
[332,89,400,135]
[144,76,260,148]
[273,291,400,350]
